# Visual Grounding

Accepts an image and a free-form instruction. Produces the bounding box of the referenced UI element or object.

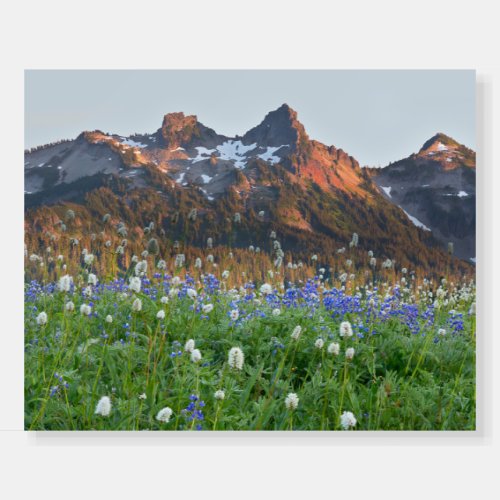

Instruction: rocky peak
[417,132,475,169]
[419,132,460,154]
[156,112,227,150]
[157,112,200,148]
[242,103,309,149]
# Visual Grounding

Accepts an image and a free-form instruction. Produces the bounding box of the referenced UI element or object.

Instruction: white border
[1,1,498,498]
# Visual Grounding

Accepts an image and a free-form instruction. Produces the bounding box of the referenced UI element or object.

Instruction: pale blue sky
[25,70,475,167]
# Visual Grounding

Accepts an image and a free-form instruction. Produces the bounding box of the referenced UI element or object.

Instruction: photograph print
[24,70,476,431]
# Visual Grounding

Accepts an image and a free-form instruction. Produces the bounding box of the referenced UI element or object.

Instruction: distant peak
[242,103,307,147]
[272,102,296,115]
[157,112,201,148]
[420,132,459,153]
[161,112,198,129]
[413,132,475,169]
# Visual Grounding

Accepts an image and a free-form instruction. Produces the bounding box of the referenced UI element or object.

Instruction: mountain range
[24,104,476,272]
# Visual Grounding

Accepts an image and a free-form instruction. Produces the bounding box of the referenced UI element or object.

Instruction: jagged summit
[23,105,476,270]
[242,103,308,148]
[157,112,226,150]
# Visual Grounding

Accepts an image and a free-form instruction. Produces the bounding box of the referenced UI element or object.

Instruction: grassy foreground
[24,267,476,431]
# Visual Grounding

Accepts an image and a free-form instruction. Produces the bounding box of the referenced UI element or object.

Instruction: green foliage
[24,278,475,431]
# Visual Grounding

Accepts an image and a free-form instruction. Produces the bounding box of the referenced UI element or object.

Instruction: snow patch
[444,191,469,198]
[401,208,431,231]
[216,140,258,168]
[436,142,448,151]
[120,137,147,148]
[446,158,453,162]
[422,184,430,187]
[190,141,283,168]
[170,147,185,152]
[200,174,212,184]
[191,147,216,163]
[470,257,476,264]
[176,172,186,184]
[200,188,215,201]
[381,186,392,198]
[257,145,287,164]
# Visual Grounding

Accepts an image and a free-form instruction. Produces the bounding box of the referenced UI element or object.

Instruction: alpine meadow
[24,74,476,431]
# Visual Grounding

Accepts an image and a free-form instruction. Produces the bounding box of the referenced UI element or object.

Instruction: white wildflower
[84,253,94,266]
[36,311,48,326]
[285,392,299,411]
[327,342,340,355]
[157,310,165,320]
[345,347,355,360]
[228,347,244,370]
[315,338,324,349]
[105,315,113,323]
[58,275,73,292]
[132,298,142,312]
[190,349,202,363]
[340,411,357,430]
[185,339,195,353]
[156,407,173,423]
[214,390,225,400]
[291,325,302,340]
[339,321,353,337]
[202,304,214,314]
[129,276,141,293]
[135,260,148,276]
[95,396,111,417]
[80,304,92,316]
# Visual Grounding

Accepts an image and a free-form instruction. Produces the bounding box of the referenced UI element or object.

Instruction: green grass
[24,276,476,431]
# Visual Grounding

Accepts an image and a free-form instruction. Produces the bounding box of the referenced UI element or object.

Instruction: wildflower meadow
[25,238,476,431]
